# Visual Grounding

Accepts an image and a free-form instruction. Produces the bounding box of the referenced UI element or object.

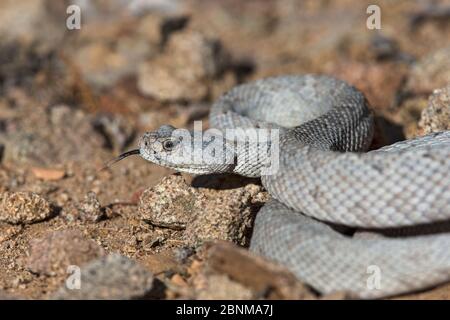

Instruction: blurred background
[0,0,449,299]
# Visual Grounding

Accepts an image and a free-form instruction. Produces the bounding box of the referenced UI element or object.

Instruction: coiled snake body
[135,75,450,298]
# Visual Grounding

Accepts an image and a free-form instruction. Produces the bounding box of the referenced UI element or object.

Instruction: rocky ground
[0,0,449,299]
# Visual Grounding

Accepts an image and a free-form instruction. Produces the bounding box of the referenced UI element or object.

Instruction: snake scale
[115,75,450,298]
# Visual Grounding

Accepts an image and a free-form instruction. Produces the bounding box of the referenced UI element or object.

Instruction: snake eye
[163,139,176,151]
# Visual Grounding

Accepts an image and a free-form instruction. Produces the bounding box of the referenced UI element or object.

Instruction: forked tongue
[100,149,140,171]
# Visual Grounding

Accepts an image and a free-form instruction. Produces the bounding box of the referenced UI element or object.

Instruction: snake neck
[229,128,291,178]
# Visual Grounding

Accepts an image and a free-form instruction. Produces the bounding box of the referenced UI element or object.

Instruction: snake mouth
[101,149,141,170]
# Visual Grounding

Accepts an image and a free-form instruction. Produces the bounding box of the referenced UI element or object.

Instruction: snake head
[139,125,236,175]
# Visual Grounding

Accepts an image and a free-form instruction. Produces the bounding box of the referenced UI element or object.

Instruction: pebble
[138,174,200,230]
[0,191,52,224]
[419,86,450,134]
[77,191,104,223]
[138,174,268,247]
[31,167,66,181]
[137,30,231,101]
[202,241,316,299]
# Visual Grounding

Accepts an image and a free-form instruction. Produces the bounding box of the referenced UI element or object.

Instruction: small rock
[0,191,52,224]
[52,254,154,300]
[54,191,70,207]
[418,86,450,134]
[139,174,199,230]
[60,192,104,223]
[137,30,231,101]
[31,167,65,181]
[78,191,104,223]
[26,229,105,276]
[203,241,316,299]
[138,174,267,247]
